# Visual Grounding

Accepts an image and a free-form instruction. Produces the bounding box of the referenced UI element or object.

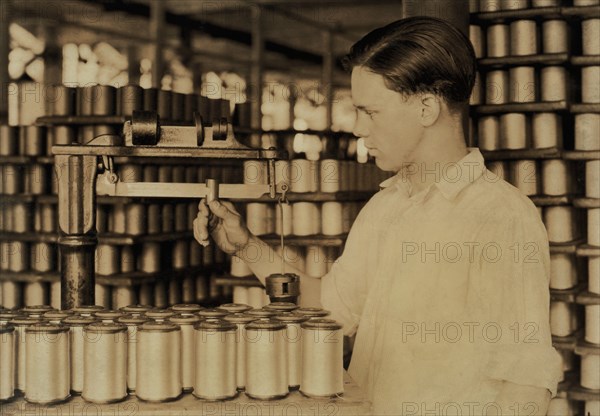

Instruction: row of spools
[0,303,343,404]
[474,0,600,13]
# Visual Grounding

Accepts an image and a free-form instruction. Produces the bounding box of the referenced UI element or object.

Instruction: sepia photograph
[0,0,599,415]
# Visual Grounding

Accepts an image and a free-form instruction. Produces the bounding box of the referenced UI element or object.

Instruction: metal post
[150,0,165,89]
[322,30,334,131]
[0,0,11,123]
[250,4,263,148]
[55,155,98,309]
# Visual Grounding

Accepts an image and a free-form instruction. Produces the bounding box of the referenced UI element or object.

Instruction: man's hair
[342,16,476,112]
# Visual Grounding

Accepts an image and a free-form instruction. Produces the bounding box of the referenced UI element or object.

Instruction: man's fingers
[208,200,235,220]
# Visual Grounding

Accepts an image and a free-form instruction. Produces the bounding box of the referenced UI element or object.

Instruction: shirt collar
[378,148,486,201]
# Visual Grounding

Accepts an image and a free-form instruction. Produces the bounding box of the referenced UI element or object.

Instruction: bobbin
[575,114,600,150]
[95,284,111,309]
[145,309,175,322]
[275,312,310,389]
[24,323,70,404]
[197,308,229,320]
[0,324,15,401]
[20,304,54,318]
[117,84,143,116]
[532,113,561,149]
[487,24,510,57]
[297,307,331,319]
[116,314,149,393]
[71,305,105,317]
[169,314,201,393]
[244,319,289,400]
[223,313,259,391]
[136,321,182,402]
[23,282,48,306]
[219,303,253,314]
[43,310,73,325]
[264,302,300,313]
[94,309,124,323]
[170,304,204,315]
[83,322,128,403]
[120,304,153,316]
[10,316,41,393]
[63,315,98,394]
[247,287,268,309]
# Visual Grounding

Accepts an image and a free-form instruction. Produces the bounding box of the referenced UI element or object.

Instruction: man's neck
[405,123,469,195]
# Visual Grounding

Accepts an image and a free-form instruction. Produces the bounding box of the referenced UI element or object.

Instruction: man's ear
[419,94,441,127]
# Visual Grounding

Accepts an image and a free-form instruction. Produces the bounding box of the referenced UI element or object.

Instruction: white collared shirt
[321,148,562,414]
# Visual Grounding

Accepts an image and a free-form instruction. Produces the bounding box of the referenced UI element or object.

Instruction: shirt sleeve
[474,201,563,396]
[320,201,373,337]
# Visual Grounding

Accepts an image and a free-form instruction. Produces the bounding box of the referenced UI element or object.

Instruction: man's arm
[490,381,550,416]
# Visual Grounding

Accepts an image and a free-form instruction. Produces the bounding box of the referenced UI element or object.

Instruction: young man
[194,17,562,415]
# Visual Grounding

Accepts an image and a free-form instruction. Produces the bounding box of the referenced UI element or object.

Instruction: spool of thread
[321,202,344,236]
[586,402,600,416]
[477,116,500,150]
[275,203,293,236]
[532,113,561,149]
[2,164,22,194]
[224,313,258,391]
[290,159,313,193]
[9,241,29,272]
[547,394,572,416]
[116,315,148,393]
[583,19,600,55]
[25,323,70,404]
[248,287,268,309]
[162,204,174,233]
[509,67,535,103]
[576,0,600,6]
[83,322,127,403]
[145,309,175,322]
[20,305,54,318]
[275,160,291,187]
[138,284,154,306]
[243,160,267,185]
[246,203,270,236]
[292,202,320,236]
[544,207,577,243]
[542,160,571,196]
[139,242,160,273]
[42,311,72,325]
[0,324,15,401]
[297,307,331,320]
[0,125,18,155]
[174,203,188,232]
[193,319,237,400]
[542,20,568,53]
[589,209,600,246]
[233,287,250,305]
[96,244,120,276]
[582,66,600,103]
[480,0,500,11]
[64,315,97,394]
[27,164,47,195]
[23,282,47,306]
[276,245,306,273]
[168,314,200,393]
[112,287,137,310]
[265,302,300,313]
[305,246,328,278]
[487,25,510,57]
[143,88,158,111]
[11,316,41,392]
[485,70,509,105]
[300,319,344,398]
[219,303,252,314]
[469,25,484,58]
[111,204,126,234]
[168,279,182,307]
[581,354,600,390]
[121,246,135,273]
[136,321,182,402]
[502,0,528,8]
[197,308,229,321]
[500,113,528,149]
[510,20,537,56]
[320,159,341,193]
[50,282,60,310]
[532,0,559,5]
[550,301,576,337]
[231,256,253,277]
[95,284,111,309]
[589,257,600,295]
[12,202,30,233]
[245,320,288,399]
[125,204,147,235]
[541,67,567,102]
[172,240,189,270]
[274,312,310,389]
[117,85,143,116]
[120,304,153,316]
[147,204,161,234]
[586,161,600,198]
[170,304,202,315]
[510,160,538,196]
[246,308,278,320]
[40,204,56,233]
[550,254,577,290]
[575,114,600,150]
[157,90,172,121]
[20,126,46,156]
[585,305,600,344]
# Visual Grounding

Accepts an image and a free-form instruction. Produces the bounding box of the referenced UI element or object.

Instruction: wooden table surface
[1,372,372,416]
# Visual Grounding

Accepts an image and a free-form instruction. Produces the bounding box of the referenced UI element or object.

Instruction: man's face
[351,66,424,173]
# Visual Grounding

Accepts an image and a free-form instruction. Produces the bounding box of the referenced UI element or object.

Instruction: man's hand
[193,199,251,255]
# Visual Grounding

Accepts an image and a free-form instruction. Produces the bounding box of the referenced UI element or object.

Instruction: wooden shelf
[0,232,58,243]
[482,147,561,160]
[571,103,600,113]
[0,372,371,416]
[473,101,568,114]
[571,55,600,66]
[213,275,263,288]
[37,115,128,125]
[573,197,600,208]
[471,6,562,22]
[96,266,209,286]
[552,333,579,351]
[562,150,600,160]
[530,195,572,206]
[569,384,600,402]
[577,244,600,257]
[0,195,37,204]
[99,231,193,245]
[478,53,568,67]
[261,233,348,246]
[575,341,600,356]
[550,240,584,255]
[0,156,36,164]
[577,291,600,306]
[551,284,585,303]
[562,5,600,18]
[0,270,59,283]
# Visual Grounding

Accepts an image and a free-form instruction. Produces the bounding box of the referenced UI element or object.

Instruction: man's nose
[352,113,369,138]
